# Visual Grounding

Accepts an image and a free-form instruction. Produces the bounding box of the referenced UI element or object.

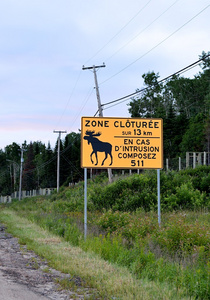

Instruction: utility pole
[82,64,105,117]
[53,130,67,193]
[19,148,24,201]
[82,63,113,182]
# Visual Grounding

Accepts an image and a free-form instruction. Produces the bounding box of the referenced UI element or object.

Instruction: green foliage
[22,143,36,190]
[200,173,210,193]
[153,214,209,255]
[0,132,82,194]
[96,210,130,233]
[180,113,207,152]
[9,167,210,215]
[164,182,207,210]
[96,209,158,242]
[81,234,127,263]
[129,71,165,118]
[89,168,210,212]
[89,173,157,212]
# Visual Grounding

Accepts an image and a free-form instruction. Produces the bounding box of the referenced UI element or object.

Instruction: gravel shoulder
[0,224,98,300]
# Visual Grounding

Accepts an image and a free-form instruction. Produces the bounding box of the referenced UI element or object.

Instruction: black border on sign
[81,117,163,169]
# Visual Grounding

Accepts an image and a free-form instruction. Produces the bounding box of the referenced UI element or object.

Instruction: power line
[54,70,83,129]
[61,154,83,179]
[98,55,209,112]
[69,87,94,131]
[105,0,181,63]
[100,4,210,85]
[84,0,153,65]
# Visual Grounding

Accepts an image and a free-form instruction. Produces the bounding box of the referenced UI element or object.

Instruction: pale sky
[0,0,209,150]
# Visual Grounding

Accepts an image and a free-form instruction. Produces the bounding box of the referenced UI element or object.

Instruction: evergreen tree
[41,142,57,188]
[63,132,82,184]
[22,143,36,190]
[180,113,207,153]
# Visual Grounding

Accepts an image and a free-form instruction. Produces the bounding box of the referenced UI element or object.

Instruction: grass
[1,205,209,298]
[0,208,192,300]
[0,169,209,299]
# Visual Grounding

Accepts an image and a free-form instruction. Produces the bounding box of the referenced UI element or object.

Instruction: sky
[0,0,209,150]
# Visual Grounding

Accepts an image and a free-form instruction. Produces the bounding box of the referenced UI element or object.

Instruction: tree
[128,71,165,118]
[22,143,36,190]
[204,118,210,165]
[4,142,20,163]
[39,142,57,188]
[163,104,178,159]
[0,150,10,194]
[199,51,210,70]
[62,132,82,184]
[180,113,207,153]
[128,52,210,164]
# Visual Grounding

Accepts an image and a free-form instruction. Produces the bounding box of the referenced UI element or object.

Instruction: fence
[0,188,56,204]
[165,152,209,171]
[116,152,209,174]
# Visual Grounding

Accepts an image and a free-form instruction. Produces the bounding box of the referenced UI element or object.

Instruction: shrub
[89,173,158,212]
[163,182,208,210]
[153,214,210,255]
[96,209,130,233]
[200,173,210,194]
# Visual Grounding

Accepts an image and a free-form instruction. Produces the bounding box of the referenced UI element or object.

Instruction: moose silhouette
[83,130,113,166]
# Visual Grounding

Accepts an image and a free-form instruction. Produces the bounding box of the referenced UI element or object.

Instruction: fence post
[179,157,181,171]
[204,152,206,165]
[186,152,189,168]
[193,153,196,169]
[166,158,169,172]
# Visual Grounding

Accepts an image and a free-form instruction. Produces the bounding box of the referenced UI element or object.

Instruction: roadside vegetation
[0,166,209,299]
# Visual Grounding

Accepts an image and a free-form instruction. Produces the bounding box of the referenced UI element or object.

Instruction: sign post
[81,117,163,238]
[157,169,161,226]
[84,168,87,239]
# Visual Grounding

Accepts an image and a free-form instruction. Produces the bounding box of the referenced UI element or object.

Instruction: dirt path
[0,224,98,300]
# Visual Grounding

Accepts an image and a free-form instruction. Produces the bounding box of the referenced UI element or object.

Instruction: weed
[27,257,40,269]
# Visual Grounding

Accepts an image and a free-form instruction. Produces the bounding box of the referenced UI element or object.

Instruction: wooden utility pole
[82,64,105,116]
[82,64,113,182]
[53,130,67,192]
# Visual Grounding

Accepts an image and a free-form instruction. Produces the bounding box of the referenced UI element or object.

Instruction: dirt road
[0,224,96,300]
[0,270,49,300]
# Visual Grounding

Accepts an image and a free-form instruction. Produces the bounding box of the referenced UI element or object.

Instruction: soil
[0,224,99,299]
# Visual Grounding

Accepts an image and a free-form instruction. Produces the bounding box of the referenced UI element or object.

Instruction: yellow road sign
[81,117,163,169]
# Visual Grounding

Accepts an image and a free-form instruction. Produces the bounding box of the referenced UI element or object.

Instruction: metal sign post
[84,168,87,240]
[157,169,161,226]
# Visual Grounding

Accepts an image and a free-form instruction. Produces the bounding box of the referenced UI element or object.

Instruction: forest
[0,51,209,195]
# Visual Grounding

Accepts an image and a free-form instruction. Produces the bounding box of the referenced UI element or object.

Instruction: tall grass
[2,167,210,299]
